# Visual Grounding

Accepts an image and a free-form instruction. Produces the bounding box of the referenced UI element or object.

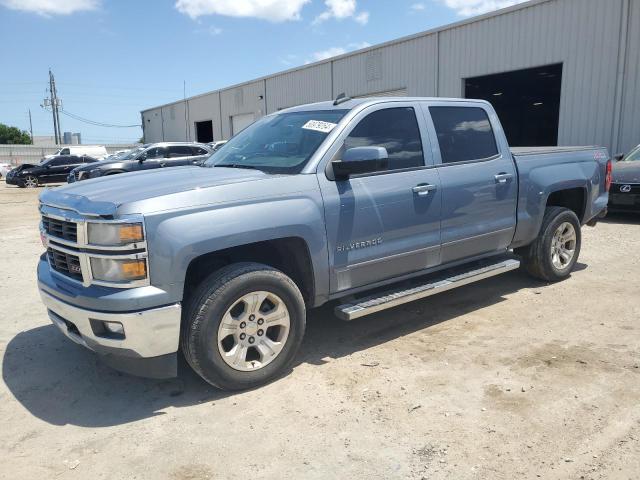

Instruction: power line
[59,109,141,128]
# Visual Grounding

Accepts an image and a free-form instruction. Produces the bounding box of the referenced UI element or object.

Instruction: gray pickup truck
[37,97,611,390]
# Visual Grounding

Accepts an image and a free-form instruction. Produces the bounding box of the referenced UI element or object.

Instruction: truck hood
[612,162,640,184]
[39,166,314,216]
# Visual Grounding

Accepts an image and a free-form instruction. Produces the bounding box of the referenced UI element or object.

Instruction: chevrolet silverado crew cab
[37,97,611,390]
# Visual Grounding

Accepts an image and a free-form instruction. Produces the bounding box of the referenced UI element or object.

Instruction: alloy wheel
[217,291,291,372]
[24,176,38,188]
[550,222,577,270]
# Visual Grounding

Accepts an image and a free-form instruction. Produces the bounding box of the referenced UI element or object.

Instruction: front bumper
[5,174,20,186]
[40,289,182,378]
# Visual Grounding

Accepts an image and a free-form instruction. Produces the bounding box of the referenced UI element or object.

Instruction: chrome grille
[42,216,78,242]
[47,247,83,281]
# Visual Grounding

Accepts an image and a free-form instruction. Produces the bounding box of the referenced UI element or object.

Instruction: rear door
[422,102,517,263]
[42,157,73,183]
[163,145,198,167]
[318,103,442,293]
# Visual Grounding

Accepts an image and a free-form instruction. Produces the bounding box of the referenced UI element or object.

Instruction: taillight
[605,159,612,192]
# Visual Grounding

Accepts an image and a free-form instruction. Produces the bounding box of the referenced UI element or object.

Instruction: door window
[167,146,193,157]
[144,147,167,159]
[191,147,209,155]
[59,148,70,155]
[429,106,499,164]
[344,107,424,172]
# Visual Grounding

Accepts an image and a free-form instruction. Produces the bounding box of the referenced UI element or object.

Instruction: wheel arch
[183,237,315,307]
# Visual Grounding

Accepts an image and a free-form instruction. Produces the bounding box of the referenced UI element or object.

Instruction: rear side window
[168,145,193,157]
[192,147,208,155]
[429,106,498,164]
[344,107,424,171]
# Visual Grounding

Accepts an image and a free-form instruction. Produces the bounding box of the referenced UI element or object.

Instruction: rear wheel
[181,262,306,390]
[518,206,581,282]
[24,175,38,188]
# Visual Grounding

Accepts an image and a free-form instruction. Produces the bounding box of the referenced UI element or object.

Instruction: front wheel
[518,206,582,282]
[23,175,39,188]
[181,262,306,390]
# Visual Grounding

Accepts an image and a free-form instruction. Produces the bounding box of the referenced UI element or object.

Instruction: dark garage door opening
[195,120,214,143]
[465,63,562,147]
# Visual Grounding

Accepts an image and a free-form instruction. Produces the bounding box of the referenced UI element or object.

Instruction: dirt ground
[1,183,639,480]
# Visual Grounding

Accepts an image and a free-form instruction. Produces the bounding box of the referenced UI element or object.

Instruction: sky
[0,0,527,144]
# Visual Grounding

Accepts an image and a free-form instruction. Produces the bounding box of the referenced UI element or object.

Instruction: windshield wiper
[214,164,264,171]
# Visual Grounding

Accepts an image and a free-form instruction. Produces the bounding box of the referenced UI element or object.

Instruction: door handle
[412,184,437,196]
[160,162,167,167]
[494,173,514,184]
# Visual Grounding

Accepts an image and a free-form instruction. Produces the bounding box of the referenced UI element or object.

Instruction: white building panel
[187,92,223,142]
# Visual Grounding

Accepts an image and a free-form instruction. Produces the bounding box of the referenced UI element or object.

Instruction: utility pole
[50,69,63,143]
[28,109,34,144]
[49,69,59,144]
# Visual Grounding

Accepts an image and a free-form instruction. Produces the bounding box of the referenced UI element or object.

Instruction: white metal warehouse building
[141,0,640,156]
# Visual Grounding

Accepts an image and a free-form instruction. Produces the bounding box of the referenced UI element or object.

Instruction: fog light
[103,321,124,335]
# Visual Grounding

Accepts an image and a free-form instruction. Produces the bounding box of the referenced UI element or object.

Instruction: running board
[335,258,520,321]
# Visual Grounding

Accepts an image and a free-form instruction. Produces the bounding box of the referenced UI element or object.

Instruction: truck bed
[511,146,600,156]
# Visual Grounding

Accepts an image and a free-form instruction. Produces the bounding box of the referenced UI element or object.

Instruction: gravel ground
[1,184,639,480]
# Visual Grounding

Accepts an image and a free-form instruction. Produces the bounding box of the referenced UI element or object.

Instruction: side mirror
[331,146,389,180]
[614,153,624,162]
[138,153,147,162]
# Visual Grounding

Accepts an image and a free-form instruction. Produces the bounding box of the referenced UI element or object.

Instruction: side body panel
[510,148,610,248]
[419,100,518,263]
[143,175,331,306]
[316,102,442,294]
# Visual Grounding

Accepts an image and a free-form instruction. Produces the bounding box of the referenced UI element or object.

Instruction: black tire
[181,262,306,390]
[518,206,581,282]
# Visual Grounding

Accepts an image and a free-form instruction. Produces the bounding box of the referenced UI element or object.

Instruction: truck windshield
[204,110,348,173]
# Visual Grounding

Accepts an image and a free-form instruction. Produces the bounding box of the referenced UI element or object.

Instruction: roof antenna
[333,92,351,106]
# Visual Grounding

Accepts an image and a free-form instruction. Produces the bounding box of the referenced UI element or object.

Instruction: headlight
[90,258,147,283]
[87,222,144,246]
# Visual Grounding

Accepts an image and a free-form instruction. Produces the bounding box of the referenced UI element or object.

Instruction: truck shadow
[2,269,577,427]
[600,212,640,225]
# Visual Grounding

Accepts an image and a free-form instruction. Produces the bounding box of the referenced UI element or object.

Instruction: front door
[423,103,518,263]
[318,104,442,293]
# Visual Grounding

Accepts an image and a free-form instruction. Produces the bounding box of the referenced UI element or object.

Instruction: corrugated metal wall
[141,0,638,155]
[265,63,332,113]
[438,0,622,150]
[618,0,640,154]
[333,35,437,98]
[219,80,267,139]
[187,92,222,141]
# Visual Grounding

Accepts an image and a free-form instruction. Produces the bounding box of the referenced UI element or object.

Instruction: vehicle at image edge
[67,142,212,182]
[609,144,640,212]
[5,155,99,188]
[36,96,610,391]
[207,140,227,152]
[45,145,108,160]
[0,162,12,178]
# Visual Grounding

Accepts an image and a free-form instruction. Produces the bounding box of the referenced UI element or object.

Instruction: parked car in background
[207,140,227,152]
[45,145,108,160]
[0,162,13,178]
[67,142,212,182]
[609,144,640,212]
[5,155,98,188]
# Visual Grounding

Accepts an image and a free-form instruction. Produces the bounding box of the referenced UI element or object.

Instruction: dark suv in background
[68,142,212,182]
[5,155,98,188]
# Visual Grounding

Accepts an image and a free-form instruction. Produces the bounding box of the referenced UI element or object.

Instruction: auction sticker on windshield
[302,120,337,133]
